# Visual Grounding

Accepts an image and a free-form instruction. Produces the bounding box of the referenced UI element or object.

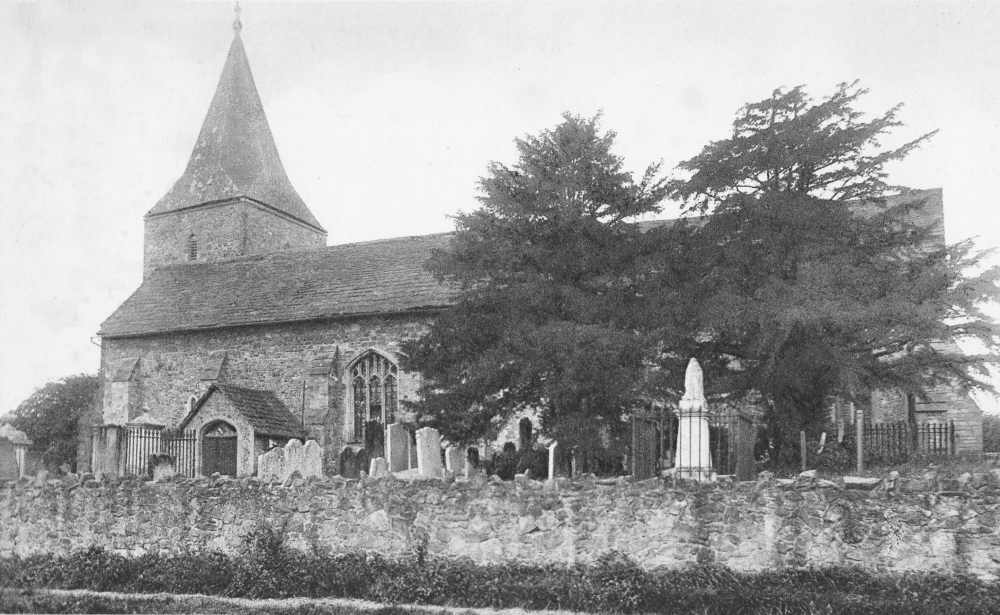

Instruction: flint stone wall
[3,473,1000,580]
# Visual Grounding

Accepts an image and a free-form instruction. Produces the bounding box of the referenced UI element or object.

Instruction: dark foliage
[402,113,669,452]
[4,535,1000,614]
[4,374,99,472]
[661,82,999,435]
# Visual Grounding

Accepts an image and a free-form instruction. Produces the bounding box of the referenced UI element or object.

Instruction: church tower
[142,7,326,277]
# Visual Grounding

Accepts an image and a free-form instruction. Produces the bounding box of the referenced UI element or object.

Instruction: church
[80,15,454,476]
[79,15,983,477]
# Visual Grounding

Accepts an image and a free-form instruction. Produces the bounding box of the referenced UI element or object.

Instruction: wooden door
[203,436,237,476]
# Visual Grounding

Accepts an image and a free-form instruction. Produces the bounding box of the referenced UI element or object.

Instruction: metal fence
[632,408,756,481]
[92,425,197,477]
[864,420,955,463]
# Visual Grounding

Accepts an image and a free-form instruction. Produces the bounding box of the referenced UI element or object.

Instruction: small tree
[661,82,999,445]
[402,113,669,453]
[4,374,99,472]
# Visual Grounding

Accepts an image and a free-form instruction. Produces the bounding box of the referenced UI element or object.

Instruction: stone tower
[142,11,326,277]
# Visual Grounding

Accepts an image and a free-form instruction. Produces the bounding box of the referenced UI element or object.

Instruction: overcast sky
[1,0,998,416]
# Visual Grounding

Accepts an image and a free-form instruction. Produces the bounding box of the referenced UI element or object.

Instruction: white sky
[1,0,998,416]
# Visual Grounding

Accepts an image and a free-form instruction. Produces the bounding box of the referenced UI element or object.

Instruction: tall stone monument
[674,358,715,481]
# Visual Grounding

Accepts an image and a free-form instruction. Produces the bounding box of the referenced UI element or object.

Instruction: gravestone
[285,439,305,478]
[302,440,322,478]
[369,457,389,479]
[259,439,323,482]
[339,447,369,479]
[258,447,285,482]
[444,446,465,474]
[416,427,444,478]
[386,423,410,473]
[0,439,17,481]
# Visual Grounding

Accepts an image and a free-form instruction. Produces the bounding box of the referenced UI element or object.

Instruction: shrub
[483,448,518,480]
[515,447,548,478]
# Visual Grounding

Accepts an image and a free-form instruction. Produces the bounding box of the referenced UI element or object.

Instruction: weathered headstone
[0,439,17,481]
[369,457,389,479]
[416,426,444,478]
[339,447,366,479]
[302,440,322,478]
[258,447,285,482]
[444,446,465,475]
[285,439,305,478]
[675,358,714,481]
[386,423,410,473]
[259,439,323,482]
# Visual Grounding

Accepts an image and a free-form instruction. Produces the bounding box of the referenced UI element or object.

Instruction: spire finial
[233,2,242,34]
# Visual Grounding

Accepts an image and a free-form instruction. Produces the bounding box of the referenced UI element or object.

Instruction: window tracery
[350,351,398,441]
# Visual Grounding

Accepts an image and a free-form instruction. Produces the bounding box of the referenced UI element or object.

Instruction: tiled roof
[635,189,944,241]
[100,233,455,337]
[102,190,944,339]
[146,33,323,232]
[182,383,307,439]
[849,188,945,245]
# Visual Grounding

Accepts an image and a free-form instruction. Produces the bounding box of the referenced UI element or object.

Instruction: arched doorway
[202,420,237,476]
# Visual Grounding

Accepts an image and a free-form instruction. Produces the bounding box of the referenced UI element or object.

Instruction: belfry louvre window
[188,234,198,260]
[351,352,398,441]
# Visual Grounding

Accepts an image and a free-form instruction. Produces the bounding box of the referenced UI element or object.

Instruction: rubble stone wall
[4,472,1000,580]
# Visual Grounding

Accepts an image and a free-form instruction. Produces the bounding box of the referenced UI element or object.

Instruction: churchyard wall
[4,472,1000,580]
[82,314,433,474]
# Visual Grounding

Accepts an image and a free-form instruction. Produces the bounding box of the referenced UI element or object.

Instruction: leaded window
[350,352,398,441]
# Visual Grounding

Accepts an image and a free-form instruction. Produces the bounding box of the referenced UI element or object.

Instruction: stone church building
[79,19,982,476]
[80,19,453,476]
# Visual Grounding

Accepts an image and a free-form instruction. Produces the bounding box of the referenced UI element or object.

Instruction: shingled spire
[147,7,323,231]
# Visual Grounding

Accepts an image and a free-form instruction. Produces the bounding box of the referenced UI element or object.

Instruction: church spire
[147,6,324,232]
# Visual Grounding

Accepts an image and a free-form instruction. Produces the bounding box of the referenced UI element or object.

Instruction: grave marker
[416,427,443,478]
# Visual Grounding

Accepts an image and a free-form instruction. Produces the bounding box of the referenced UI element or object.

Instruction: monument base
[665,466,717,482]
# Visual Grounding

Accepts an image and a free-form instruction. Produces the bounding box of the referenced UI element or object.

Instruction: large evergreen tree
[402,113,669,451]
[660,82,999,439]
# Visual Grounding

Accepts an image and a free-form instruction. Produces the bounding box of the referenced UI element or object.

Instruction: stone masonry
[82,314,430,474]
[5,471,1000,580]
[143,201,325,278]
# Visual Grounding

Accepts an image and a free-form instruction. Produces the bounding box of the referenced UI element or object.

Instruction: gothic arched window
[349,351,398,442]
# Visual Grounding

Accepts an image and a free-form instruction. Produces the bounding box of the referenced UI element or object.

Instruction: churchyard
[5,358,1000,614]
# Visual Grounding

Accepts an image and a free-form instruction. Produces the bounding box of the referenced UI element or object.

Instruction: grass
[2,540,1000,615]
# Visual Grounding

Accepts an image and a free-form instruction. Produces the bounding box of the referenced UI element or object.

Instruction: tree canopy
[404,85,999,457]
[3,374,98,471]
[659,82,999,437]
[401,113,669,450]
